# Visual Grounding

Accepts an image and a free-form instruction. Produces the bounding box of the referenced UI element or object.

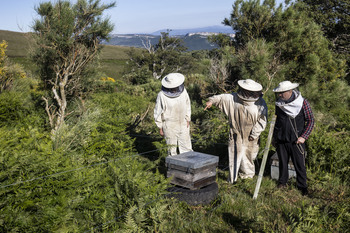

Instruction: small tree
[223,0,280,48]
[235,38,281,94]
[298,0,350,82]
[208,33,234,48]
[128,31,191,82]
[222,0,346,89]
[298,0,349,55]
[32,0,115,134]
[208,45,236,93]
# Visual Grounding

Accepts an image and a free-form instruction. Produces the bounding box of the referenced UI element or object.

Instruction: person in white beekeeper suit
[154,73,192,156]
[204,79,268,183]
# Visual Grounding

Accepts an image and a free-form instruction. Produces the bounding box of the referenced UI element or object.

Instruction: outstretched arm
[159,128,164,136]
[204,101,212,111]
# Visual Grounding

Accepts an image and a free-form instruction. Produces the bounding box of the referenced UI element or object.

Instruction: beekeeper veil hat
[273,81,299,92]
[161,73,185,89]
[237,79,263,91]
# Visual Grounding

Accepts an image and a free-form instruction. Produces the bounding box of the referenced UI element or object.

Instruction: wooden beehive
[270,153,296,180]
[165,151,219,190]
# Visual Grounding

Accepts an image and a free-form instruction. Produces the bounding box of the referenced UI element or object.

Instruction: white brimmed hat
[273,81,299,92]
[161,73,185,89]
[237,79,262,92]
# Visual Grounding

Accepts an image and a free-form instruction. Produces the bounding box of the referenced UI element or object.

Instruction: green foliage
[0,127,52,183]
[298,0,350,83]
[52,108,100,153]
[287,204,322,232]
[207,45,237,93]
[307,124,350,181]
[221,0,348,116]
[0,41,28,93]
[0,76,45,128]
[98,58,128,81]
[0,30,33,57]
[126,32,194,81]
[0,40,7,74]
[208,33,234,48]
[235,38,278,96]
[0,91,171,232]
[0,92,30,126]
[271,3,346,86]
[32,0,116,133]
[223,0,281,46]
[302,78,350,114]
[191,107,230,161]
[185,73,211,104]
[127,66,153,85]
[108,162,169,231]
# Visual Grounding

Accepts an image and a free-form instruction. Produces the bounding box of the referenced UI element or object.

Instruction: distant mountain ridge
[104,25,235,51]
[0,26,235,52]
[150,25,234,36]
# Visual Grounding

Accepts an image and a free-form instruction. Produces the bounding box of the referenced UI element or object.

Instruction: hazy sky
[0,0,284,34]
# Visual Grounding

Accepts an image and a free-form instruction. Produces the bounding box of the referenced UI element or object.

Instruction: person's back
[155,88,190,127]
[154,73,192,156]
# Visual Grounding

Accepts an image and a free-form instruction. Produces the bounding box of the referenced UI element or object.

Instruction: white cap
[161,73,185,88]
[237,79,263,92]
[273,81,299,92]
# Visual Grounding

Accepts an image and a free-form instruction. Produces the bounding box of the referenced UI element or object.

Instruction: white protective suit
[154,88,192,155]
[209,92,267,182]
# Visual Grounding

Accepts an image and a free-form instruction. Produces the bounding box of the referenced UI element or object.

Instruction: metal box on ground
[270,153,296,180]
[165,151,219,190]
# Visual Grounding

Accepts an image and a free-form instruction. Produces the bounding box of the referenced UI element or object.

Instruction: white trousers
[163,122,192,156]
[228,135,259,183]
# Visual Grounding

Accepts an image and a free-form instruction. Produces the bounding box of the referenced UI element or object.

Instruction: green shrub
[0,92,171,232]
[126,66,154,85]
[0,92,31,127]
[307,124,350,182]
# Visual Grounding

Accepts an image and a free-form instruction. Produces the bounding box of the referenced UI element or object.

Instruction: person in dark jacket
[273,81,315,195]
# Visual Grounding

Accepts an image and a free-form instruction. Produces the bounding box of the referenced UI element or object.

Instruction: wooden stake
[253,115,276,200]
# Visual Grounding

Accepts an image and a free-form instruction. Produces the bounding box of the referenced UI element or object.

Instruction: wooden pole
[253,115,276,200]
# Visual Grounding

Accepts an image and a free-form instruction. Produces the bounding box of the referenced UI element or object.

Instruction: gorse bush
[0,40,28,93]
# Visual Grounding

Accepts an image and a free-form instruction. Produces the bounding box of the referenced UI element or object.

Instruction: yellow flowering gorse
[101,76,116,82]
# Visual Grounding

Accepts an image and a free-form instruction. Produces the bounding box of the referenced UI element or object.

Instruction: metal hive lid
[165,151,219,169]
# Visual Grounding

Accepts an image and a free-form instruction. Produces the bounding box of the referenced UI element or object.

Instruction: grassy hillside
[0,30,33,57]
[0,29,140,59]
[0,29,143,78]
[99,45,142,79]
[100,44,140,60]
